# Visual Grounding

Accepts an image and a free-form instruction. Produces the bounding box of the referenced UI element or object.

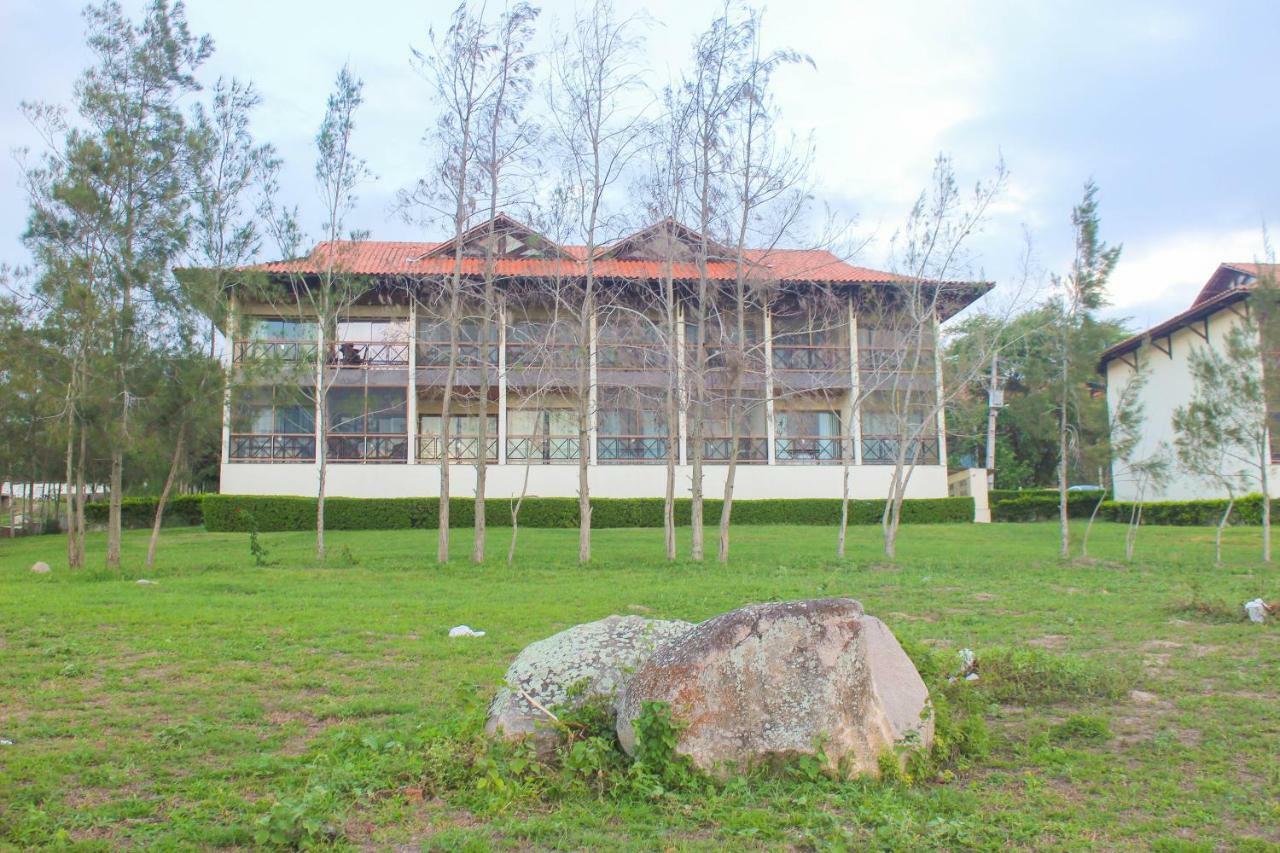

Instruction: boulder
[30,561,51,574]
[487,615,693,750]
[615,598,932,778]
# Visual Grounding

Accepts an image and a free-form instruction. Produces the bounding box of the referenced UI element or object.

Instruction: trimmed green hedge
[1100,494,1272,526]
[203,494,975,532]
[991,490,1110,522]
[84,494,206,528]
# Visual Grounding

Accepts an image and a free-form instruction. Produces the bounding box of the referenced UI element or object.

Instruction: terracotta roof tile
[252,240,918,284]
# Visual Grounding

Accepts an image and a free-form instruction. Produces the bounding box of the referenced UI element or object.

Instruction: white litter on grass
[1,739,13,746]
[449,625,486,638]
[136,579,158,586]
[965,673,980,681]
[1244,598,1269,624]
[958,648,976,674]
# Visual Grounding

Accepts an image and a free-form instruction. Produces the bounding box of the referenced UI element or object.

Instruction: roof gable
[600,218,734,261]
[419,213,569,261]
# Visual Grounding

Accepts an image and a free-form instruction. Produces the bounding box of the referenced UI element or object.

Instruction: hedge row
[84,494,207,528]
[1099,494,1272,526]
[991,491,1110,523]
[202,494,975,532]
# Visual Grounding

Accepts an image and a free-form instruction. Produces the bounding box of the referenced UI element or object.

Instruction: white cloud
[1108,228,1266,309]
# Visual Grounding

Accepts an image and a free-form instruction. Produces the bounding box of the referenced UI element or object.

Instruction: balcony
[775,436,845,464]
[506,341,581,368]
[858,347,936,374]
[691,436,768,463]
[417,340,499,368]
[771,344,846,372]
[232,340,410,367]
[506,434,581,463]
[327,434,408,463]
[229,433,315,462]
[417,434,499,462]
[233,339,318,364]
[860,434,940,465]
[598,435,669,463]
[333,341,410,367]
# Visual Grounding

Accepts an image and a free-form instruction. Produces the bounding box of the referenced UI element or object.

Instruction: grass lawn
[1,521,1278,850]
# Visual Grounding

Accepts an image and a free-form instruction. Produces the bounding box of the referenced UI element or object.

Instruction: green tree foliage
[946,306,1129,489]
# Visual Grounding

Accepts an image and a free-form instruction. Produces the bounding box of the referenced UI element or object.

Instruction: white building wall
[220,461,950,501]
[1106,304,1279,501]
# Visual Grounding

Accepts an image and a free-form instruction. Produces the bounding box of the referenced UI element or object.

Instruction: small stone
[30,562,51,574]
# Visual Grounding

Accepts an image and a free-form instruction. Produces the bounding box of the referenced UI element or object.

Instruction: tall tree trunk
[75,427,87,568]
[1081,489,1107,559]
[64,413,79,568]
[577,283,593,563]
[315,333,327,563]
[837,457,850,559]
[1058,401,1070,559]
[1215,497,1234,565]
[1261,445,1272,562]
[145,423,186,569]
[106,448,123,570]
[664,271,679,562]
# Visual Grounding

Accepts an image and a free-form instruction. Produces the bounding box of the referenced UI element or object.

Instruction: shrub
[1100,494,1270,526]
[203,494,976,532]
[84,494,206,528]
[991,491,1108,522]
[976,647,1134,705]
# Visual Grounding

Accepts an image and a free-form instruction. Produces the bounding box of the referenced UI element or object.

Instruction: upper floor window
[246,318,317,341]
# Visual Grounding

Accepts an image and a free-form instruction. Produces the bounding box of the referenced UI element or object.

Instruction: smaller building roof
[1099,262,1278,367]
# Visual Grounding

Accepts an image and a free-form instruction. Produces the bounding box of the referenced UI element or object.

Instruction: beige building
[1100,262,1280,501]
[214,217,989,502]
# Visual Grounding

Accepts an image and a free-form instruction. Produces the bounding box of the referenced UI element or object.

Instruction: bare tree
[875,154,1011,559]
[714,8,812,563]
[263,65,372,563]
[470,4,540,564]
[547,0,649,563]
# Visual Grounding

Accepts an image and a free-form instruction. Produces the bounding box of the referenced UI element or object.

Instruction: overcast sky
[2,0,1278,332]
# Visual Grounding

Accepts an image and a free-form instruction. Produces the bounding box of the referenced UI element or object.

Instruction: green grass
[1,521,1278,849]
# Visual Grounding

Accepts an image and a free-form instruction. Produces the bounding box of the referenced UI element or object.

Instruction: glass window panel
[328,388,366,433]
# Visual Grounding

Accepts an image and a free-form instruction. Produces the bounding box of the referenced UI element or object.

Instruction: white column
[588,309,599,464]
[933,311,947,466]
[497,300,508,465]
[763,304,776,464]
[848,296,862,465]
[221,293,236,466]
[407,300,418,465]
[677,311,688,466]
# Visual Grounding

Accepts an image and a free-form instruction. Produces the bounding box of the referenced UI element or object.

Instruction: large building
[214,216,989,501]
[1100,262,1279,501]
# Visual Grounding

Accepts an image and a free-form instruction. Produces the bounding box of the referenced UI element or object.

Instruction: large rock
[30,561,51,574]
[487,615,693,750]
[615,598,932,778]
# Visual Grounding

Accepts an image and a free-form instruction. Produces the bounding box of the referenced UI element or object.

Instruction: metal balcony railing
[506,435,582,463]
[771,345,846,372]
[597,344,668,370]
[859,434,940,465]
[330,341,410,367]
[417,434,499,462]
[858,347,936,374]
[598,435,669,463]
[326,434,408,462]
[775,436,845,463]
[233,340,319,364]
[416,341,499,367]
[229,433,316,462]
[692,436,768,463]
[505,341,581,368]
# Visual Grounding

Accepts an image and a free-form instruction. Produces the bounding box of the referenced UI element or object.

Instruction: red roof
[253,240,916,285]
